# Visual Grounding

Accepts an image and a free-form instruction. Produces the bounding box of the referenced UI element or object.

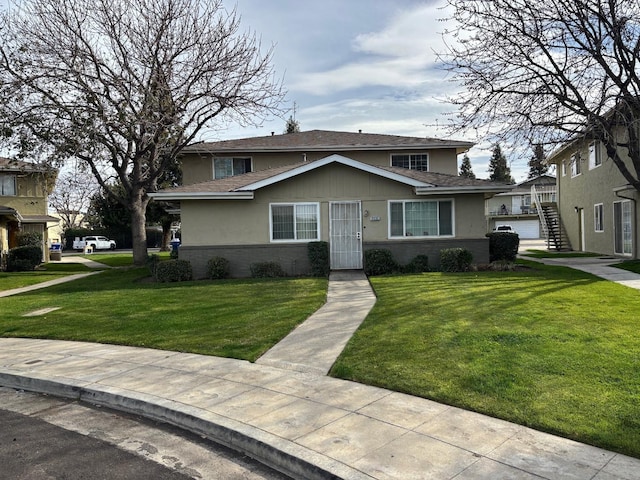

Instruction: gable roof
[150,154,511,200]
[183,130,474,155]
[0,157,50,173]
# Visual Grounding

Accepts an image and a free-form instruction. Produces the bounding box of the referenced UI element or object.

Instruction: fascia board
[148,192,254,200]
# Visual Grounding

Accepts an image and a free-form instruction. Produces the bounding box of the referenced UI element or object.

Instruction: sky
[214,0,531,182]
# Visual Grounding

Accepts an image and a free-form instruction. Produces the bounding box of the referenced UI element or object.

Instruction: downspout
[614,185,638,258]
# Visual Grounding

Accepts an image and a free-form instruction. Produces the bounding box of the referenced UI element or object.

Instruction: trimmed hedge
[155,259,193,282]
[487,232,520,262]
[7,245,43,271]
[207,256,230,280]
[17,232,43,247]
[440,248,473,272]
[364,249,398,276]
[308,241,330,277]
[250,261,286,278]
[146,254,160,277]
[404,254,430,273]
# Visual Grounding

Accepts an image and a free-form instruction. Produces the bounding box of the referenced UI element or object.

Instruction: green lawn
[331,261,640,458]
[0,267,327,361]
[615,259,640,274]
[80,251,171,267]
[0,263,92,291]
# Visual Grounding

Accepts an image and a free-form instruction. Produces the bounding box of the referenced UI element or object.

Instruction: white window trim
[211,156,253,179]
[269,202,320,243]
[570,153,581,177]
[588,141,602,170]
[390,153,429,171]
[594,203,604,232]
[562,161,567,177]
[387,199,455,239]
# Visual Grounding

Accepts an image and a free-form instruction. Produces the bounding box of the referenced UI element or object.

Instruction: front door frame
[329,201,363,270]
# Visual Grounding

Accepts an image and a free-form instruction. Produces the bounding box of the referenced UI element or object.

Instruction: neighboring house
[486,174,556,238]
[0,158,59,264]
[547,135,639,257]
[151,130,512,278]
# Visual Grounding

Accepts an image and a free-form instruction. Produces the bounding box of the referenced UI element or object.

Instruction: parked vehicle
[493,225,518,234]
[73,236,116,251]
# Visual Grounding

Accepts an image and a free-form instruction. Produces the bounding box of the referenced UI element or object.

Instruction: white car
[493,225,517,234]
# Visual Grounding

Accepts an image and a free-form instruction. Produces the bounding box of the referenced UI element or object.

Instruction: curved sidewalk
[1,270,639,479]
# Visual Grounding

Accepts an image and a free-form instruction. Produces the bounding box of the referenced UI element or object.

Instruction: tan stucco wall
[0,173,50,215]
[181,148,459,185]
[554,139,639,257]
[181,163,487,247]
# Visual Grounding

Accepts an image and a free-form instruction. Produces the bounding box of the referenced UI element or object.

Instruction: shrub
[404,254,430,273]
[308,241,330,277]
[440,248,473,272]
[250,261,286,278]
[364,249,398,276]
[207,256,230,279]
[487,232,520,262]
[7,245,43,271]
[17,232,43,247]
[154,259,192,282]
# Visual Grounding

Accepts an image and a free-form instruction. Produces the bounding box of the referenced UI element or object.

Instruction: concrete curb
[0,371,372,480]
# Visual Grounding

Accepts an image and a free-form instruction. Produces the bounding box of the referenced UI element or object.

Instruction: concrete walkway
[256,271,376,375]
[1,262,640,478]
[518,240,640,291]
[2,338,639,480]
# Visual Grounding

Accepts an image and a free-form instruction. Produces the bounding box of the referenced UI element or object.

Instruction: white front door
[330,201,362,270]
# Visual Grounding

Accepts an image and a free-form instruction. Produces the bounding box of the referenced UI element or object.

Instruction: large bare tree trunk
[130,195,149,265]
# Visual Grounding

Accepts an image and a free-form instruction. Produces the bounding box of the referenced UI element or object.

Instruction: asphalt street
[0,388,290,480]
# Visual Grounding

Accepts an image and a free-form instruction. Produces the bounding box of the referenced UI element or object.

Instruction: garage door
[510,220,540,239]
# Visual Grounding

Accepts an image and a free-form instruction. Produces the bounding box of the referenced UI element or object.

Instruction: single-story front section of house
[151,154,512,278]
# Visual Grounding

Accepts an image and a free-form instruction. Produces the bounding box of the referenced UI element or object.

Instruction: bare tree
[49,168,98,230]
[442,0,640,191]
[0,0,285,264]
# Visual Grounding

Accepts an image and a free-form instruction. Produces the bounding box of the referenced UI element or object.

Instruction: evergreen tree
[459,154,476,179]
[488,144,514,183]
[284,115,300,133]
[527,144,549,179]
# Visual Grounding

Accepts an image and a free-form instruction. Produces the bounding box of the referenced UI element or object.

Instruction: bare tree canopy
[0,0,285,263]
[49,168,98,230]
[443,0,640,191]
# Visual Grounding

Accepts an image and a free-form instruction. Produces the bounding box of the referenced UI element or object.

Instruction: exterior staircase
[539,203,572,251]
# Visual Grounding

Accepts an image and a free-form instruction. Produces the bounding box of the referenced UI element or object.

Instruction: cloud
[289,2,452,95]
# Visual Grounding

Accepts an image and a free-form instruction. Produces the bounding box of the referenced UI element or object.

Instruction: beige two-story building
[152,130,513,278]
[0,158,59,264]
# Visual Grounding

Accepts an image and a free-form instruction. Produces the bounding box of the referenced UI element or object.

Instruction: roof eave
[415,186,514,195]
[149,192,254,200]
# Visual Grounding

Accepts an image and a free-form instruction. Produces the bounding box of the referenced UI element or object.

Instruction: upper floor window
[0,174,16,196]
[391,153,428,171]
[588,141,602,169]
[389,199,453,238]
[570,153,581,177]
[213,157,252,179]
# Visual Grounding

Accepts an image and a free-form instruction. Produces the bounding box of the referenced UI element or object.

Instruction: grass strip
[0,268,327,362]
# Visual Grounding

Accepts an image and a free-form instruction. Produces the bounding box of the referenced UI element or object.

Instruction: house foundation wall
[180,237,490,279]
[180,244,312,279]
[363,238,490,269]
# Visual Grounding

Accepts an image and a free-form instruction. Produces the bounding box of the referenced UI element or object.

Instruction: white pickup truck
[73,236,117,251]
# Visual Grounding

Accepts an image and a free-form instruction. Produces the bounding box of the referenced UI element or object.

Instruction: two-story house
[0,158,59,265]
[151,130,512,278]
[546,135,639,258]
[486,174,556,238]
